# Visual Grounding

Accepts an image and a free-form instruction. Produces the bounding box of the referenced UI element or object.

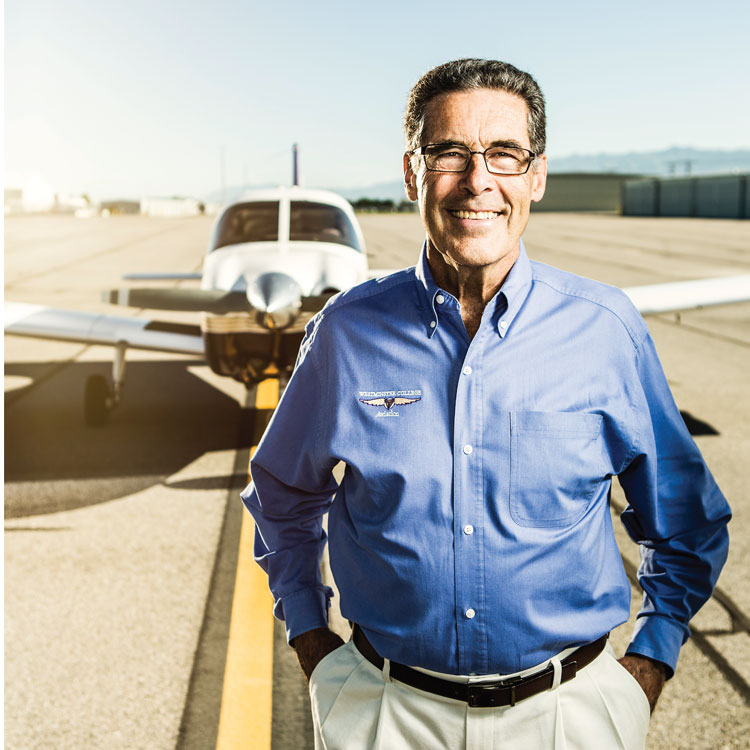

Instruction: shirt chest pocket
[509,411,606,528]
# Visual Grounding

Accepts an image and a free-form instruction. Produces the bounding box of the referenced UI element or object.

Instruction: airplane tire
[84,374,112,427]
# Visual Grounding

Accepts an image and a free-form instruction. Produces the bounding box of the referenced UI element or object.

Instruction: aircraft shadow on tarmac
[4,359,270,519]
[679,411,719,436]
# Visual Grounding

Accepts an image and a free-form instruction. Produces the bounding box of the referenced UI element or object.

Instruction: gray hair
[404,58,546,155]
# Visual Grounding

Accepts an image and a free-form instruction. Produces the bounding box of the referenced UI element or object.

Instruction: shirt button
[463,524,474,535]
[436,294,445,304]
[499,320,508,330]
[462,444,473,455]
[465,608,476,619]
[462,365,472,376]
[429,320,437,329]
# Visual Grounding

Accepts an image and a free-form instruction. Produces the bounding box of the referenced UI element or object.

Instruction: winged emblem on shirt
[359,396,422,410]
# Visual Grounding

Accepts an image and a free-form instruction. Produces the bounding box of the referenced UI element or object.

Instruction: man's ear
[403,153,418,202]
[530,154,548,203]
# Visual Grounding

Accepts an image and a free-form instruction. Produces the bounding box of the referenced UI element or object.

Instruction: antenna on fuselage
[292,143,299,186]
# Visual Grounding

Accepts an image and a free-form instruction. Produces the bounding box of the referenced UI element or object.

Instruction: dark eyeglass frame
[408,143,537,175]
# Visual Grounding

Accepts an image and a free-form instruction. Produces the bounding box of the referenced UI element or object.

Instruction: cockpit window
[211,201,279,250]
[289,201,361,252]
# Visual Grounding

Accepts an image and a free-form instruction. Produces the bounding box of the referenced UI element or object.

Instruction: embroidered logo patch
[359,389,422,418]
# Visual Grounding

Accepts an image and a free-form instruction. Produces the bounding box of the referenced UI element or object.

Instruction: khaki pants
[309,640,650,750]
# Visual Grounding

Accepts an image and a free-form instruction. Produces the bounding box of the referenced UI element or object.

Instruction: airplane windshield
[289,201,361,252]
[211,202,279,250]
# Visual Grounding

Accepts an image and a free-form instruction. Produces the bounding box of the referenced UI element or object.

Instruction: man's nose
[459,152,494,193]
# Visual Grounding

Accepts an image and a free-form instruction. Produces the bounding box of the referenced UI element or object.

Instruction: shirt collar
[414,240,533,338]
[414,242,443,337]
[495,240,532,338]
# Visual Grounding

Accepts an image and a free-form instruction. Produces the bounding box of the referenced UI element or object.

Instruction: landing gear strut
[84,342,127,427]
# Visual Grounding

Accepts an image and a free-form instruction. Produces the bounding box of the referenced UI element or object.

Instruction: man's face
[404,88,547,273]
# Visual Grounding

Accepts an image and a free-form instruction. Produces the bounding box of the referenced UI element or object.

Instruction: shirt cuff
[626,615,686,678]
[279,586,333,644]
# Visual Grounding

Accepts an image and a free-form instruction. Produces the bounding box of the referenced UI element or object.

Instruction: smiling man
[403,86,547,337]
[242,59,730,749]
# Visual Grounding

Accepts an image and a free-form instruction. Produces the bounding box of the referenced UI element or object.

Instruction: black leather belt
[351,624,608,708]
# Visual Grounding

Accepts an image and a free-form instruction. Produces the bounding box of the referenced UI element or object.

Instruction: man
[242,59,730,748]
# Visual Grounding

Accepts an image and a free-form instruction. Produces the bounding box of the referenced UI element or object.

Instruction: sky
[4,0,750,200]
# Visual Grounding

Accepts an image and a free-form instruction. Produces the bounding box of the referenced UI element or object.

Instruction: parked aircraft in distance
[4,186,750,426]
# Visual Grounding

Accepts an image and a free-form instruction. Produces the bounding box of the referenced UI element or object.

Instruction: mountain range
[547,146,750,177]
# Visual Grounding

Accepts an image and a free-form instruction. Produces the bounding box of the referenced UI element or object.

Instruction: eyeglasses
[409,143,537,175]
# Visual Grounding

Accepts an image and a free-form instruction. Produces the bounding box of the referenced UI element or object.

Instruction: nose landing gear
[83,342,127,427]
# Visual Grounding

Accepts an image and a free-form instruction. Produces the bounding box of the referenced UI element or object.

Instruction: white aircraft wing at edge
[4,301,204,356]
[623,274,750,316]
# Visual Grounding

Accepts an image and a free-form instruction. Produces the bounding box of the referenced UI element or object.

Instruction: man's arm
[241,315,341,646]
[617,330,731,682]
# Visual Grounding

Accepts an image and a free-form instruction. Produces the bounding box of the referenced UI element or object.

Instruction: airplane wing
[6,274,750,357]
[4,302,204,356]
[363,271,750,314]
[622,274,750,316]
[122,272,203,281]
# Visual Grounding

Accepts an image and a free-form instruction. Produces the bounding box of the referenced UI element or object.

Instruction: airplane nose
[245,272,303,329]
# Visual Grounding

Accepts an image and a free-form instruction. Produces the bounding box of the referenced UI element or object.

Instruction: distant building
[100,200,141,215]
[623,174,750,219]
[532,173,642,213]
[140,197,205,217]
[4,188,24,214]
[4,177,56,213]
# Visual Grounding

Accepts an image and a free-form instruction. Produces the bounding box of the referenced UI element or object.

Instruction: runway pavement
[4,211,750,749]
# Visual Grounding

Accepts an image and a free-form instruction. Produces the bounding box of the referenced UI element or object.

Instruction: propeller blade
[105,277,338,326]
[103,288,248,313]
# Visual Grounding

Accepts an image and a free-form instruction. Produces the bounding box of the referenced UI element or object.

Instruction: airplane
[5,185,750,427]
[5,184,381,425]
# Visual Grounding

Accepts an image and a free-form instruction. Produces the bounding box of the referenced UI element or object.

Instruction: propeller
[102,288,248,313]
[246,272,302,329]
[103,273,336,328]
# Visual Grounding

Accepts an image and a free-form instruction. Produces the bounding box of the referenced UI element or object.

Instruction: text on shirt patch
[359,390,422,417]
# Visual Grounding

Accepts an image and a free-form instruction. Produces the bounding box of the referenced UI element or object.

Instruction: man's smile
[447,209,504,220]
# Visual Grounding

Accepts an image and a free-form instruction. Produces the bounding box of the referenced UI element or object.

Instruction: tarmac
[4,211,750,749]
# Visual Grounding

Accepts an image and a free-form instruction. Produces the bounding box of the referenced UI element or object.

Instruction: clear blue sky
[5,0,749,200]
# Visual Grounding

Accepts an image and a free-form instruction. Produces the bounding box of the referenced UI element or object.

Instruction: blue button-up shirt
[242,242,730,676]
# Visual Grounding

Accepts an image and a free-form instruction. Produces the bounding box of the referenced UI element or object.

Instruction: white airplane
[5,185,750,426]
[5,186,379,424]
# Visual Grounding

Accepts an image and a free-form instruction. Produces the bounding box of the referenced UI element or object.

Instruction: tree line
[352,198,417,213]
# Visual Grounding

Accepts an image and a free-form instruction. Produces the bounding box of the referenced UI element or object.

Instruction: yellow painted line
[255,376,280,411]
[216,377,280,750]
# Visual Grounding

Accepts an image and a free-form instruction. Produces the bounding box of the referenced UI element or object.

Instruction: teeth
[449,210,499,220]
